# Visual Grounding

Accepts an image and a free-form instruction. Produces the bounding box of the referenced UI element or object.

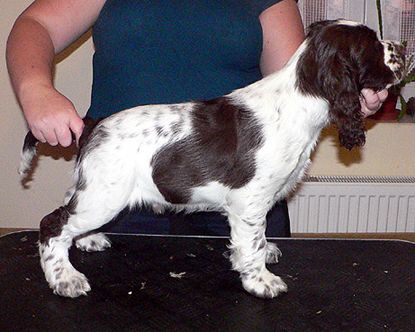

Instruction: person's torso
[88,0,279,118]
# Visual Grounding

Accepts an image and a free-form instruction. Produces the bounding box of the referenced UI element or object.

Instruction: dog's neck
[230,40,330,131]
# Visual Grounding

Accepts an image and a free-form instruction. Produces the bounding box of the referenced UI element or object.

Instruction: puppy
[19,20,405,298]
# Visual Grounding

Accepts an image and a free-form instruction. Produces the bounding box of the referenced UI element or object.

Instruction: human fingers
[22,87,79,146]
[360,89,389,117]
[377,89,388,103]
[40,125,59,146]
[69,115,85,146]
[54,123,73,147]
[30,127,47,144]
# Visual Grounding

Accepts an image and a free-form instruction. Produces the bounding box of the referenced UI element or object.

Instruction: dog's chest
[252,114,322,192]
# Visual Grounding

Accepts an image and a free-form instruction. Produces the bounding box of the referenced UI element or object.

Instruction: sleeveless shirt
[87,0,281,118]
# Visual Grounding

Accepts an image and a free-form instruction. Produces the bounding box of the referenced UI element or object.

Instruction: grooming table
[0,231,414,331]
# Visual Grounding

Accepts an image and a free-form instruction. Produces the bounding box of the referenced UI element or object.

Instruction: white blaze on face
[381,40,405,84]
[336,19,361,27]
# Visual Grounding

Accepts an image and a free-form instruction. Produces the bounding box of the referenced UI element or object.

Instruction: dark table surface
[0,231,414,331]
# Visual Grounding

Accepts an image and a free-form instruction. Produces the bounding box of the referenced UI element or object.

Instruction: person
[6,0,387,236]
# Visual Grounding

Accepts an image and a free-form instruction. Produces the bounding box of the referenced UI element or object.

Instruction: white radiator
[288,176,415,233]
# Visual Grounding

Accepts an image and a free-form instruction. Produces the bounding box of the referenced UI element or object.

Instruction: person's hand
[360,88,388,118]
[20,84,84,147]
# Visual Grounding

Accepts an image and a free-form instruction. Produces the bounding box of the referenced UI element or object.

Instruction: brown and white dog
[20,20,405,298]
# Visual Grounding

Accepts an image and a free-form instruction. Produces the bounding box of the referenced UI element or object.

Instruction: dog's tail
[19,131,39,176]
[18,117,101,178]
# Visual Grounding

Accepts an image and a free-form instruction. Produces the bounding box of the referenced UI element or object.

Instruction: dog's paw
[242,269,287,299]
[151,203,165,214]
[50,267,91,298]
[265,242,282,264]
[75,233,111,252]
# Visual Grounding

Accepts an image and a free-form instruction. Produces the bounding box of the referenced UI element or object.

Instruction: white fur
[75,233,111,252]
[381,40,406,86]
[19,146,36,176]
[336,20,361,27]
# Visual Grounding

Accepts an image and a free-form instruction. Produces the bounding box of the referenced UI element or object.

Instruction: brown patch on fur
[39,206,70,244]
[151,97,263,204]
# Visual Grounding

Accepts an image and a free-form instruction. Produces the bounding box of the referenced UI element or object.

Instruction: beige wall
[1,1,414,229]
[309,122,415,176]
[1,1,93,229]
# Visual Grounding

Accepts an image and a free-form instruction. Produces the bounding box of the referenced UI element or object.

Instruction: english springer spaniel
[20,20,405,298]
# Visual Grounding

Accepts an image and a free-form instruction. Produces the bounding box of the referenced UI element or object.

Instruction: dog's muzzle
[381,40,406,84]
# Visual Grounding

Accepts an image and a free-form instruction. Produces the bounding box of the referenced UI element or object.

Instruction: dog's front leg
[226,210,287,298]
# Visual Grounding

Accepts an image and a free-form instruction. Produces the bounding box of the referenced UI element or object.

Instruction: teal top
[87,0,290,237]
[87,0,281,118]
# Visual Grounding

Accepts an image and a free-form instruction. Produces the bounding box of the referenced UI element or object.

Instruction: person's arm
[259,0,305,76]
[6,0,106,146]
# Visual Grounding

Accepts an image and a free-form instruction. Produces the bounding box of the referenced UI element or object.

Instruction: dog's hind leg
[226,201,287,299]
[62,169,112,253]
[39,179,132,297]
[39,206,90,297]
[74,232,111,252]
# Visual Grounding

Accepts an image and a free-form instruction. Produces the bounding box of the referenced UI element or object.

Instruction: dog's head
[296,20,405,150]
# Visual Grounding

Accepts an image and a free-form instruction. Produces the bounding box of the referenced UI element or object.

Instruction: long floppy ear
[327,81,365,151]
[322,54,366,150]
[332,94,365,150]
